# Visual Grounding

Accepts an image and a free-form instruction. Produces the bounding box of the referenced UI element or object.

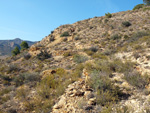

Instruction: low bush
[63,52,73,57]
[73,54,88,63]
[88,70,124,107]
[71,64,84,81]
[60,31,69,37]
[105,12,112,18]
[92,53,108,59]
[0,95,10,104]
[128,31,149,43]
[37,50,52,61]
[0,87,11,96]
[63,37,68,41]
[24,53,31,60]
[111,34,121,40]
[14,72,40,87]
[34,68,72,112]
[124,70,148,89]
[122,21,131,27]
[0,75,12,85]
[84,47,98,56]
[89,47,98,52]
[74,37,80,41]
[49,36,55,42]
[7,65,19,73]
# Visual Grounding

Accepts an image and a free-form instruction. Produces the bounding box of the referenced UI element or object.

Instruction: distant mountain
[0,38,36,56]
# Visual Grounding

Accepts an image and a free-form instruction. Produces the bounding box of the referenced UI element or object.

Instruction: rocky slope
[0,6,150,113]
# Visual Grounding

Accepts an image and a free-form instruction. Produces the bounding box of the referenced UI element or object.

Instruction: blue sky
[0,0,143,41]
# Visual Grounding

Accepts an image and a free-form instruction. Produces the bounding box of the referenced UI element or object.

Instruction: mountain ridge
[0,38,36,57]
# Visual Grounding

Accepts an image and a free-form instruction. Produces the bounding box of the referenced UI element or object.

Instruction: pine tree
[20,41,29,50]
[12,46,20,56]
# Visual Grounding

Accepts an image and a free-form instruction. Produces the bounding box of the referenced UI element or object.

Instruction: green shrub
[73,54,88,63]
[60,31,69,37]
[37,50,52,61]
[89,47,98,52]
[133,44,142,50]
[128,31,149,43]
[63,52,73,57]
[14,72,40,86]
[133,4,144,10]
[34,68,72,112]
[84,47,98,56]
[14,74,25,87]
[111,34,121,40]
[105,12,112,18]
[88,69,124,107]
[0,87,11,96]
[71,64,84,80]
[63,37,68,41]
[84,50,94,56]
[104,18,109,23]
[49,36,55,42]
[24,53,31,60]
[24,72,40,83]
[0,95,10,104]
[92,53,108,59]
[7,64,19,73]
[124,70,148,89]
[74,37,80,40]
[122,21,131,27]
[0,75,12,85]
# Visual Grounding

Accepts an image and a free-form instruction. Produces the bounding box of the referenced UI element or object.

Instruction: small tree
[143,0,150,5]
[20,41,29,50]
[12,47,20,56]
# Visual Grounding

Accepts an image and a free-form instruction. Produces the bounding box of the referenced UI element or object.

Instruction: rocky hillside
[0,6,150,113]
[0,38,36,57]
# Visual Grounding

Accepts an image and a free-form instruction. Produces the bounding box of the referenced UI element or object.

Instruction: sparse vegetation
[60,31,69,37]
[24,53,31,60]
[37,50,52,60]
[49,36,55,42]
[7,64,19,73]
[14,72,40,87]
[105,12,112,18]
[111,34,121,40]
[122,21,131,27]
[73,54,88,63]
[124,70,148,89]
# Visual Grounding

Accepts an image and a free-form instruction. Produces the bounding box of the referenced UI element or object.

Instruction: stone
[84,105,93,111]
[88,98,96,105]
[75,90,84,96]
[53,96,66,109]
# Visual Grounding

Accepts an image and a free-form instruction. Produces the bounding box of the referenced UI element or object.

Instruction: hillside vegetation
[0,6,150,113]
